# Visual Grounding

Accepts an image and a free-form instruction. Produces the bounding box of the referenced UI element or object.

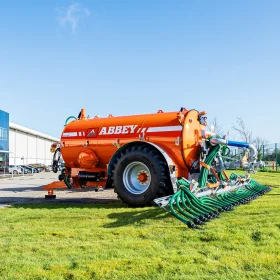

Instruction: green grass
[259,166,280,173]
[0,172,279,280]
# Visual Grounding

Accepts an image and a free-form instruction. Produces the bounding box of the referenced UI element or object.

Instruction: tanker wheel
[112,145,173,207]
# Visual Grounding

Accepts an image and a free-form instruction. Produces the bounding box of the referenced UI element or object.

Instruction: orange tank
[47,107,208,206]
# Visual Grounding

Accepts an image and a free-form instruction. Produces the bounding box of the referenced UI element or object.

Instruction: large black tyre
[111,145,173,207]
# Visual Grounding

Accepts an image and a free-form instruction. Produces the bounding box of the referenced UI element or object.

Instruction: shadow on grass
[9,200,171,227]
[0,186,45,192]
[10,199,123,209]
[103,209,171,228]
[0,186,120,207]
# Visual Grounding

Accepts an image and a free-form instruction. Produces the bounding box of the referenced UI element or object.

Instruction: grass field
[0,172,279,280]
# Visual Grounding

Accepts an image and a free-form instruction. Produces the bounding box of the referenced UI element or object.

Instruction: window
[0,127,7,140]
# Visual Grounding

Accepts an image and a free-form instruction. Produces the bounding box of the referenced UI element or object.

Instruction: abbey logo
[86,125,138,137]
[99,125,138,135]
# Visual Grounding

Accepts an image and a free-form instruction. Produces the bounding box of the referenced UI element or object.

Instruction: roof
[9,122,60,142]
[0,109,9,115]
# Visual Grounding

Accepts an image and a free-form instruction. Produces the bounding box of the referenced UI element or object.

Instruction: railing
[0,168,36,179]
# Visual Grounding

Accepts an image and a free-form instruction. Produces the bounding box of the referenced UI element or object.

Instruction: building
[0,109,59,167]
[0,110,9,168]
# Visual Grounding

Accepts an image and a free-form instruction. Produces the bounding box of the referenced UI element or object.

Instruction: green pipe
[64,171,73,189]
[167,139,271,228]
[200,196,228,208]
[65,116,77,126]
[198,144,221,188]
[181,187,216,213]
[175,195,196,220]
[169,191,192,226]
[181,191,208,216]
[180,191,201,218]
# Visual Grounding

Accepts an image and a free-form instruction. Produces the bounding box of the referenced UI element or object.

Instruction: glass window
[0,127,8,140]
[0,110,9,168]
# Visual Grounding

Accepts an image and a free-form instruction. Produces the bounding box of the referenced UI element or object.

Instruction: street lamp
[21,156,24,176]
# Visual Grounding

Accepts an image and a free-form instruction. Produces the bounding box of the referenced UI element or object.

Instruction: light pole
[21,156,24,176]
[276,144,278,172]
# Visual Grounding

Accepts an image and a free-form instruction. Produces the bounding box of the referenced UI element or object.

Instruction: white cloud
[57,3,90,34]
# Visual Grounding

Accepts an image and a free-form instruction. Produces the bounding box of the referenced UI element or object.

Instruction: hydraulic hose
[65,116,77,126]
[64,171,73,189]
[210,138,258,162]
[166,136,271,228]
[168,174,271,228]
[52,148,61,173]
[169,190,197,228]
[198,144,221,188]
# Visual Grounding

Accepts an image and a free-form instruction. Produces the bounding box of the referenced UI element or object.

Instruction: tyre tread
[111,144,173,207]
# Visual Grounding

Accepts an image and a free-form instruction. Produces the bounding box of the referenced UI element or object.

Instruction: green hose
[64,171,74,189]
[169,177,271,228]
[175,194,196,220]
[165,137,271,228]
[169,190,193,227]
[198,144,221,188]
[65,116,77,126]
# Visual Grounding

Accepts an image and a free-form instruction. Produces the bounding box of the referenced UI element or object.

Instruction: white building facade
[9,122,59,166]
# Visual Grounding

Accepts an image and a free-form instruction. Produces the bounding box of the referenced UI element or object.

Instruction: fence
[261,143,280,172]
[218,143,280,172]
[0,166,36,179]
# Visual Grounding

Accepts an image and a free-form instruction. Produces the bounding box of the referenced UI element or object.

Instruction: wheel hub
[137,171,150,184]
[123,162,151,194]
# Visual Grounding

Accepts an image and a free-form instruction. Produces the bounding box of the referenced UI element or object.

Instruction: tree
[207,117,224,136]
[232,117,268,161]
[232,117,253,143]
[253,136,269,161]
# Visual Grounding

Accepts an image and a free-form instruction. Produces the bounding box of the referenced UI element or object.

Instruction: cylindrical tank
[60,108,204,173]
[52,108,207,206]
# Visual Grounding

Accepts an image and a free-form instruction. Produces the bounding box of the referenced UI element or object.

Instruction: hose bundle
[168,142,271,228]
[169,178,271,228]
[198,144,221,188]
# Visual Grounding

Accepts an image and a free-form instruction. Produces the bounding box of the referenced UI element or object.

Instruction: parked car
[19,166,31,174]
[29,163,47,172]
[21,165,38,174]
[26,165,40,173]
[45,165,52,172]
[8,165,23,174]
[33,163,47,170]
[28,164,43,172]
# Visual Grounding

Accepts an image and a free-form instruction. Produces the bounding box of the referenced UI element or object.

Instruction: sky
[0,0,279,143]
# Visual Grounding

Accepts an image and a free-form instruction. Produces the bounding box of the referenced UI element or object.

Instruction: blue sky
[0,0,279,143]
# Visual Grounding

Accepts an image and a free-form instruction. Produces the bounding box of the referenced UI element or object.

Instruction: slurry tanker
[44,108,270,228]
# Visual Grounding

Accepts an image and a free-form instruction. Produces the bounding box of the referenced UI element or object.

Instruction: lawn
[0,172,279,280]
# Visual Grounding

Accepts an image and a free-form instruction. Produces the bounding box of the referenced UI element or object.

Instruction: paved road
[0,172,119,208]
